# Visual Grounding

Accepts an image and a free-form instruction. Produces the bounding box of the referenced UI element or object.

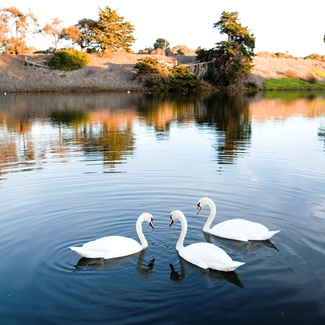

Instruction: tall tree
[43,18,63,50]
[92,6,135,53]
[0,6,39,54]
[197,11,255,87]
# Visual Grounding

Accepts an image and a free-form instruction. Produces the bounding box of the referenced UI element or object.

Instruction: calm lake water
[1,91,325,324]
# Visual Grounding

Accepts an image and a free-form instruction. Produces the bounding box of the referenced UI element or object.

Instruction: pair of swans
[70,197,280,273]
[168,197,280,272]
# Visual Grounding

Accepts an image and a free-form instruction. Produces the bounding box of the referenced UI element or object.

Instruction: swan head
[196,197,211,214]
[169,210,184,227]
[141,213,155,229]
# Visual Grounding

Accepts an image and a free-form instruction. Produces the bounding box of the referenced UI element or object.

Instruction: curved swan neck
[136,217,148,248]
[203,198,216,232]
[176,214,187,251]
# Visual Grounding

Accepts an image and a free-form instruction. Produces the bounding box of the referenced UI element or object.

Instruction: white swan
[197,197,280,242]
[169,210,245,272]
[69,213,154,259]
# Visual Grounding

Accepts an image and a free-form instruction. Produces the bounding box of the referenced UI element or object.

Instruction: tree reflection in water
[1,92,325,176]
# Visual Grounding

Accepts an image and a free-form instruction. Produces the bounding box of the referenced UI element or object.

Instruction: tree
[61,19,98,51]
[43,18,63,50]
[197,11,255,87]
[153,38,170,51]
[92,6,135,53]
[60,25,83,47]
[0,6,39,54]
[0,13,9,51]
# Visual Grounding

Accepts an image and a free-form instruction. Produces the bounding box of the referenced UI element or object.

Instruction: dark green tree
[153,38,170,51]
[197,11,255,87]
[92,6,135,53]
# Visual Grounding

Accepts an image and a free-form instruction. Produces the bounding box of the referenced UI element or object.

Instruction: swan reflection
[74,248,155,278]
[203,232,279,253]
[169,254,244,288]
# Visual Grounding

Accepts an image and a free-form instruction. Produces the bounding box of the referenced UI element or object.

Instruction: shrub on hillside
[134,57,201,92]
[302,72,317,84]
[48,49,89,71]
[283,69,298,79]
[135,57,169,76]
[304,54,325,62]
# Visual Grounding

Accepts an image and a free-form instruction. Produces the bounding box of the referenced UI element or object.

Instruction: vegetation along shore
[1,52,325,93]
[1,6,325,93]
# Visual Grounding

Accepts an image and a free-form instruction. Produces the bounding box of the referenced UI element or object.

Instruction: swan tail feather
[226,261,245,272]
[210,261,245,272]
[249,230,280,241]
[69,246,104,259]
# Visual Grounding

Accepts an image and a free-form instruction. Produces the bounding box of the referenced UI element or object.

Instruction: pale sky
[2,0,325,57]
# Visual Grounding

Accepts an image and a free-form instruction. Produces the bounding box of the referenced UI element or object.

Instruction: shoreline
[1,53,325,93]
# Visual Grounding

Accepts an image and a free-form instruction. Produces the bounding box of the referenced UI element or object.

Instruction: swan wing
[211,219,280,241]
[179,242,244,272]
[70,236,142,259]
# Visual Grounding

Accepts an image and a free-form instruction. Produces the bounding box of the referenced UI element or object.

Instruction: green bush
[244,81,258,90]
[48,49,90,71]
[135,57,168,76]
[135,57,201,92]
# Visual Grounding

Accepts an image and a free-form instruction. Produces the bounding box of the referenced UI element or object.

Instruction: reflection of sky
[311,195,325,219]
[131,121,215,173]
[247,116,325,180]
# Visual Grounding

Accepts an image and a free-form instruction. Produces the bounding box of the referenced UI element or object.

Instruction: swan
[196,197,280,242]
[169,210,245,272]
[69,213,154,259]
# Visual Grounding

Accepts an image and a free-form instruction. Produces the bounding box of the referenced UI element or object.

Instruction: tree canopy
[0,6,39,54]
[153,38,170,51]
[0,5,135,54]
[43,18,63,50]
[91,6,135,53]
[61,18,98,51]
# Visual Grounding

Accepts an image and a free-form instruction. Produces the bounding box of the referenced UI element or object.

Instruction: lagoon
[0,91,325,324]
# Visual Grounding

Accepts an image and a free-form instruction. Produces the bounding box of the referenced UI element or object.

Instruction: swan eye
[197,203,201,207]
[151,217,153,221]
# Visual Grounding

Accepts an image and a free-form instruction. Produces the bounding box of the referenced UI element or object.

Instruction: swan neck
[176,215,187,251]
[136,218,148,248]
[203,199,216,232]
